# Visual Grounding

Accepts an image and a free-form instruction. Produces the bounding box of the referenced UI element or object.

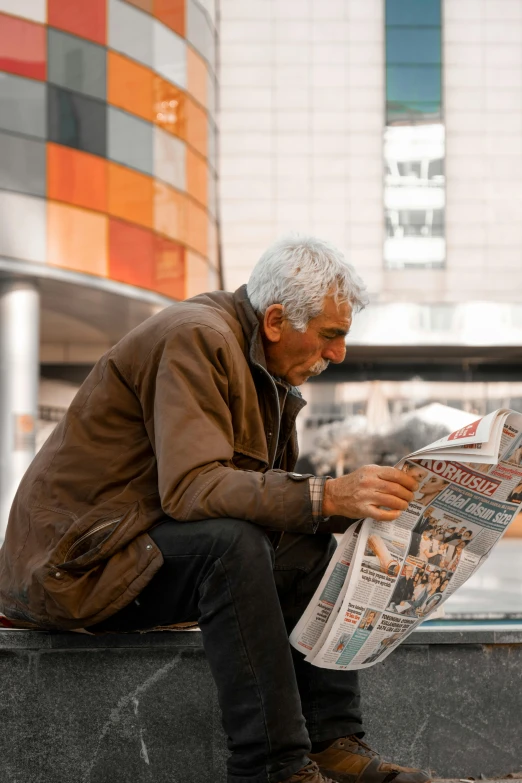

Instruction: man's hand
[322,465,419,522]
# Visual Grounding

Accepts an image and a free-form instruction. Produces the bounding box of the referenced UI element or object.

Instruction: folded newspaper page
[290,408,522,670]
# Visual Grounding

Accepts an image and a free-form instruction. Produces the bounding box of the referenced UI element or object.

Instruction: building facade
[219,0,522,443]
[0,0,219,533]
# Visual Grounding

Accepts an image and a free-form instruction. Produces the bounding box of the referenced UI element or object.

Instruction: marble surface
[0,629,521,782]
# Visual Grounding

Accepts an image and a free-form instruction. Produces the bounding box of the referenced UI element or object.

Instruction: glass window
[386,28,441,65]
[126,0,153,12]
[48,85,107,157]
[154,236,185,298]
[47,201,108,276]
[108,107,154,176]
[0,191,46,263]
[386,101,442,124]
[108,217,154,289]
[0,73,46,139]
[154,75,186,138]
[153,180,186,242]
[108,161,154,229]
[185,97,207,157]
[0,12,46,81]
[0,131,45,197]
[153,20,187,88]
[48,0,106,46]
[385,0,442,124]
[387,65,441,104]
[108,0,153,69]
[386,0,441,27]
[385,208,444,238]
[154,0,185,37]
[48,29,106,101]
[153,126,186,190]
[0,0,46,24]
[187,47,208,108]
[186,145,207,206]
[47,143,107,213]
[108,51,154,122]
[186,0,215,68]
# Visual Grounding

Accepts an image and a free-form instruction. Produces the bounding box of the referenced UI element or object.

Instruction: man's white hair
[247,234,368,332]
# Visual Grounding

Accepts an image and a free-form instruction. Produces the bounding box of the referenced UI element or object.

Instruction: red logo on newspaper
[419,460,501,497]
[447,420,480,441]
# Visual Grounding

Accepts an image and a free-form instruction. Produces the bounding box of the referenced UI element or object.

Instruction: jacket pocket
[57,504,139,570]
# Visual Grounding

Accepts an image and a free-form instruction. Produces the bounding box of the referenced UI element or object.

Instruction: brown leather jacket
[0,287,317,629]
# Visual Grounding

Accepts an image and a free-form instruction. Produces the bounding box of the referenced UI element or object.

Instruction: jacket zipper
[254,363,280,469]
[64,516,124,561]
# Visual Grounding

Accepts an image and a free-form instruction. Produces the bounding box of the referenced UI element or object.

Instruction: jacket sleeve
[140,321,316,533]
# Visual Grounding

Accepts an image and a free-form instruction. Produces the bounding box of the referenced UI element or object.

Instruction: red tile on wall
[48,0,106,45]
[0,13,46,80]
[109,218,155,289]
[154,236,185,299]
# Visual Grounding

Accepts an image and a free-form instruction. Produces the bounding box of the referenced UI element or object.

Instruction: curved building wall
[0,0,219,300]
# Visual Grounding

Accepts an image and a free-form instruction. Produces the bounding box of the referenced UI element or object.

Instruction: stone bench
[1,624,521,782]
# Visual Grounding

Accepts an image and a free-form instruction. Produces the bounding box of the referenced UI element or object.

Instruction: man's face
[404,567,413,580]
[262,295,352,386]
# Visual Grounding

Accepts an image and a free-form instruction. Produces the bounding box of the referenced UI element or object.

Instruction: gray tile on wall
[0,131,46,197]
[0,73,46,139]
[48,28,106,101]
[108,107,154,175]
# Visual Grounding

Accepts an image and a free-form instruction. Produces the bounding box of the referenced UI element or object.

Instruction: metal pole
[0,280,40,540]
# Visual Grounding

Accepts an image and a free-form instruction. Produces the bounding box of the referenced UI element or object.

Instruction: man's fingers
[377,466,420,492]
[373,493,410,512]
[367,505,402,522]
[376,480,415,503]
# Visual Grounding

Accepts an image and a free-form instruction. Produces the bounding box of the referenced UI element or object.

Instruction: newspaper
[290,408,522,670]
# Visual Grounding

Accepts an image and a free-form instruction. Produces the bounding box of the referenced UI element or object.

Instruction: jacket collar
[233,284,269,371]
[232,285,306,405]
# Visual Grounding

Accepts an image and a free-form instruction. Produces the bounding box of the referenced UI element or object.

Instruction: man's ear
[262,304,285,343]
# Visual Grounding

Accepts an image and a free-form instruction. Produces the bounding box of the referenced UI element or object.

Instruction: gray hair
[247,234,368,332]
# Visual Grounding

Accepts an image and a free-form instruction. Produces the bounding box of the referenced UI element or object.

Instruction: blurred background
[0,0,521,618]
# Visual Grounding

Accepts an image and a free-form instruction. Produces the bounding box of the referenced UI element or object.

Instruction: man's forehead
[318,296,353,329]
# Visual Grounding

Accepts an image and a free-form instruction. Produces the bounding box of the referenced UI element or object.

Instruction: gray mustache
[308,359,330,375]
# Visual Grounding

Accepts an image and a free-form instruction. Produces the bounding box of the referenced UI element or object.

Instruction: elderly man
[0,236,425,783]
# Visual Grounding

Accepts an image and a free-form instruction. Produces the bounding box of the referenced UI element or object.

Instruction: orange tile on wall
[108,52,154,123]
[186,147,207,207]
[154,181,186,244]
[48,201,108,276]
[154,0,184,36]
[108,163,154,229]
[154,236,185,299]
[153,76,186,140]
[109,218,155,289]
[186,200,208,258]
[47,144,107,213]
[185,97,207,158]
[187,47,207,108]
[126,0,153,12]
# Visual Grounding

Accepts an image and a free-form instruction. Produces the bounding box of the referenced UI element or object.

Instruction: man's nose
[322,340,346,364]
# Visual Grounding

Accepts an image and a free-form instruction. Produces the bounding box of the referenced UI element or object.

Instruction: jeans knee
[210,517,274,564]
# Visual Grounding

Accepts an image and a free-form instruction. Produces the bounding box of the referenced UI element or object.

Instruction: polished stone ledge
[2,621,522,649]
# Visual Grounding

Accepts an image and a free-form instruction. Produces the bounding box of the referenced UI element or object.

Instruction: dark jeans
[94,518,363,783]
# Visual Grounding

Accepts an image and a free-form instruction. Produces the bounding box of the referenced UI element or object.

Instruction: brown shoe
[284,761,338,783]
[308,736,432,783]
